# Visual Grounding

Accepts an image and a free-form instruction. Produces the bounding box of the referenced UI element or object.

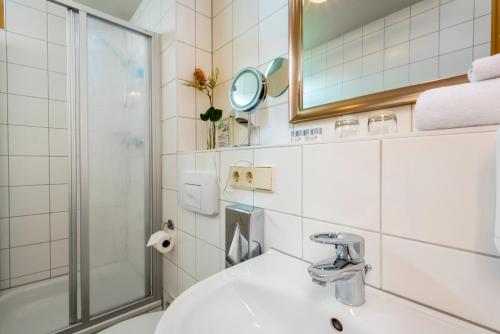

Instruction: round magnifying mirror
[230,67,266,113]
[265,57,289,97]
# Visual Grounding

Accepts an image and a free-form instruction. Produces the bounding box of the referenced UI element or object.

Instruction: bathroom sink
[155,250,492,334]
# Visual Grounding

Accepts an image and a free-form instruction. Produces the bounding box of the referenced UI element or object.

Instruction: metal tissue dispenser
[225,204,264,268]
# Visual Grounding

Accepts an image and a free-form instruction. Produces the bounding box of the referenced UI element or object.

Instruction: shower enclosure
[0,1,162,333]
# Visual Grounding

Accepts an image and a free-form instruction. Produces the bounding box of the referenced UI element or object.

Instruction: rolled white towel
[414,78,500,131]
[468,54,500,82]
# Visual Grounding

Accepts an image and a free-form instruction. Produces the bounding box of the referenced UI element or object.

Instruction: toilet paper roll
[147,231,175,254]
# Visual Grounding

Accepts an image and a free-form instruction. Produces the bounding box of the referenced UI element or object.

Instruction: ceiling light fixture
[309,0,327,3]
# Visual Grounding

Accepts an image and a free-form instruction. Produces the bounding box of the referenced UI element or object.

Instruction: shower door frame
[50,1,163,333]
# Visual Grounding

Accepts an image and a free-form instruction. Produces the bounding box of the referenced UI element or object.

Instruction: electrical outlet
[229,166,273,191]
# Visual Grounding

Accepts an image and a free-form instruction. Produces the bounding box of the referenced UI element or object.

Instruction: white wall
[152,1,500,331]
[0,0,70,290]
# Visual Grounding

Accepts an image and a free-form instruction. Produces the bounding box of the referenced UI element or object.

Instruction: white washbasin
[155,250,492,334]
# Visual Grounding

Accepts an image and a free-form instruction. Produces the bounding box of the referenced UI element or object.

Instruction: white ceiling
[74,0,143,20]
[304,0,421,49]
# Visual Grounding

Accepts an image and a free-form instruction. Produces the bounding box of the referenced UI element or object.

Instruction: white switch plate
[229,166,273,191]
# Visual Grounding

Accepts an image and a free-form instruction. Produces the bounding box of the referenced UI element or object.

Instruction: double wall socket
[229,166,273,191]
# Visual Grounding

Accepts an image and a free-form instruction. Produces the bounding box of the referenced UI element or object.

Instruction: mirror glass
[302,0,492,109]
[266,57,289,97]
[230,68,265,112]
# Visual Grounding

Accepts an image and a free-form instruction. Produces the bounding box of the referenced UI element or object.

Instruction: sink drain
[330,318,343,332]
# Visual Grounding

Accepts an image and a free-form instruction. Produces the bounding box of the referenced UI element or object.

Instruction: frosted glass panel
[86,15,150,316]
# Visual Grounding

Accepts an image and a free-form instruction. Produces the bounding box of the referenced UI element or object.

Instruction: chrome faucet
[308,233,371,306]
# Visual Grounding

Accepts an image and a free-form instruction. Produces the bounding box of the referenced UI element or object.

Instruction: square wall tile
[162,189,178,223]
[0,93,6,124]
[8,95,48,127]
[439,21,473,54]
[439,47,473,77]
[254,146,301,215]
[178,268,196,294]
[213,4,232,50]
[0,187,8,218]
[196,13,212,52]
[9,126,49,156]
[384,43,409,70]
[0,125,6,156]
[410,57,439,84]
[213,42,233,83]
[195,238,222,280]
[162,256,178,300]
[302,218,380,287]
[51,239,68,268]
[196,0,211,16]
[382,236,500,331]
[259,6,288,64]
[196,212,220,247]
[0,157,7,187]
[50,157,69,184]
[50,212,69,240]
[382,132,497,255]
[410,0,439,16]
[48,14,66,45]
[176,42,196,81]
[0,63,6,93]
[9,156,49,186]
[176,80,196,119]
[410,32,438,63]
[177,230,196,276]
[233,0,258,37]
[49,100,68,129]
[10,242,50,277]
[384,65,409,90]
[303,140,380,232]
[7,32,47,69]
[264,210,302,257]
[474,15,491,45]
[163,154,177,190]
[50,184,68,212]
[385,19,409,47]
[10,185,49,217]
[11,270,49,286]
[233,27,259,75]
[177,118,196,152]
[176,4,195,46]
[49,129,69,156]
[0,249,9,280]
[363,30,384,55]
[48,72,67,101]
[258,103,291,145]
[48,43,67,74]
[440,0,474,29]
[10,214,50,247]
[475,0,492,17]
[410,7,439,39]
[7,64,48,98]
[6,1,47,40]
[163,118,177,154]
[0,218,9,249]
[162,45,176,84]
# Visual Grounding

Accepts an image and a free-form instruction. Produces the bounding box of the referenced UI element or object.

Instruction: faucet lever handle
[310,233,365,263]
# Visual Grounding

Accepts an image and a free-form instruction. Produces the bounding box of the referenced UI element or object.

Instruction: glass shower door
[83,15,151,317]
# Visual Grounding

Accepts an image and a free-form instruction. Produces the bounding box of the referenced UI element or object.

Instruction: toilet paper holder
[225,204,264,268]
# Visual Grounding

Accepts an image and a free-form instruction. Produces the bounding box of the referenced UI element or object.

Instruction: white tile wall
[303,0,491,108]
[157,2,500,331]
[0,0,71,290]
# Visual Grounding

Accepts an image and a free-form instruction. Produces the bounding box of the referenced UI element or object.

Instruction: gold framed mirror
[289,0,500,123]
